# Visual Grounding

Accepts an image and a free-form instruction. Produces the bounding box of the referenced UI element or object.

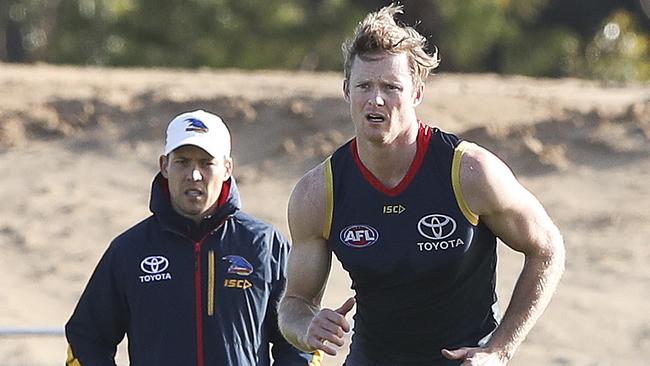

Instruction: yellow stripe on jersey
[309,350,325,366]
[66,345,82,366]
[323,158,334,240]
[452,141,479,226]
[208,250,215,316]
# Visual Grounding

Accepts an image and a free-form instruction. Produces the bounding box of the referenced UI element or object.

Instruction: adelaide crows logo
[184,118,209,133]
[222,255,254,276]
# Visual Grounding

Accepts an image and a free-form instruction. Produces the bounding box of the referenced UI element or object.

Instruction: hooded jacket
[65,173,319,366]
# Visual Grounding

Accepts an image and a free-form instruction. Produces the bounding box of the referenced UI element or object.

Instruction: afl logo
[140,256,169,274]
[340,225,379,248]
[417,214,457,240]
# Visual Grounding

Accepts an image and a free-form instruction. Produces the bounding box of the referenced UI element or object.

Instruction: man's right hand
[303,297,355,356]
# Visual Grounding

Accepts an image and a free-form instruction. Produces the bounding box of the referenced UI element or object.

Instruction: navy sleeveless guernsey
[324,123,499,366]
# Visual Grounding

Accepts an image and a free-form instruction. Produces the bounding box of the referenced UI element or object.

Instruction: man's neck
[355,124,419,189]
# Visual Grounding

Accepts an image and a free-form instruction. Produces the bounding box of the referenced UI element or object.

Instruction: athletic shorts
[342,349,463,366]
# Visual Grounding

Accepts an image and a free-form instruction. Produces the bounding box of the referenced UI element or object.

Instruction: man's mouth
[185,188,204,198]
[365,112,386,123]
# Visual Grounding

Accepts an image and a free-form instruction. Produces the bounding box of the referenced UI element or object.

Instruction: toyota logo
[417,214,457,240]
[140,256,169,274]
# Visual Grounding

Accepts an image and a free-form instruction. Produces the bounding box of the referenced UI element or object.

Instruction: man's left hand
[441,347,508,365]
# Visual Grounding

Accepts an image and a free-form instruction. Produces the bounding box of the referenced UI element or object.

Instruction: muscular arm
[447,143,565,363]
[278,163,354,355]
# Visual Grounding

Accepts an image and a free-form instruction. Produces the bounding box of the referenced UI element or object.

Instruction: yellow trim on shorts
[208,250,215,316]
[452,141,479,226]
[309,350,325,366]
[66,345,82,366]
[323,158,334,240]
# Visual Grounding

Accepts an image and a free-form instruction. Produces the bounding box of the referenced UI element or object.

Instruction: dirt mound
[0,95,253,147]
[460,101,650,174]
[0,91,357,183]
[3,91,648,177]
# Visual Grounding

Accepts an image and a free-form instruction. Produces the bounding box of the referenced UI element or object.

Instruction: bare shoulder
[459,142,563,255]
[288,161,328,241]
[458,142,527,217]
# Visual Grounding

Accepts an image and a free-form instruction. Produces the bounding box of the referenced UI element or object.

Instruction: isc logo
[383,205,406,214]
[224,279,252,289]
[339,224,379,248]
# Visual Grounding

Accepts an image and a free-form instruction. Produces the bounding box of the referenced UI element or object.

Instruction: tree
[1,0,648,81]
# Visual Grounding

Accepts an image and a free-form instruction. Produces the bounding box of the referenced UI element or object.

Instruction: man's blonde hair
[342,3,440,88]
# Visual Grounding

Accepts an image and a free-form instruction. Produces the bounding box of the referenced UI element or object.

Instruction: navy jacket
[66,173,319,366]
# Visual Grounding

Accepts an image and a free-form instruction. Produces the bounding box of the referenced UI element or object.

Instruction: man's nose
[368,89,385,106]
[190,169,202,181]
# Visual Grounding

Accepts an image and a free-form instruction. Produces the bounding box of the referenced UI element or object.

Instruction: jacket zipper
[187,215,230,366]
[194,241,205,366]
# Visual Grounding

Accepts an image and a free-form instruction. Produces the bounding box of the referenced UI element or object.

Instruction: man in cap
[65,110,320,366]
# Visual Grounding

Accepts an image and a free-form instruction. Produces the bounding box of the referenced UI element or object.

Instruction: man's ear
[159,155,169,178]
[343,79,350,103]
[223,157,233,180]
[413,83,424,107]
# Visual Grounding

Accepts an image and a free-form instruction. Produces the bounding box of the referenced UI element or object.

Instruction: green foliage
[578,10,650,82]
[42,0,365,70]
[436,0,514,71]
[1,0,649,81]
[500,27,581,77]
[431,0,649,81]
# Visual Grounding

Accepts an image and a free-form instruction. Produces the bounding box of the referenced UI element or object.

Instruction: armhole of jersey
[322,158,334,240]
[66,345,82,366]
[452,141,480,226]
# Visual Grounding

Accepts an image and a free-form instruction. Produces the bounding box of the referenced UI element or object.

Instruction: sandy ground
[0,62,649,366]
